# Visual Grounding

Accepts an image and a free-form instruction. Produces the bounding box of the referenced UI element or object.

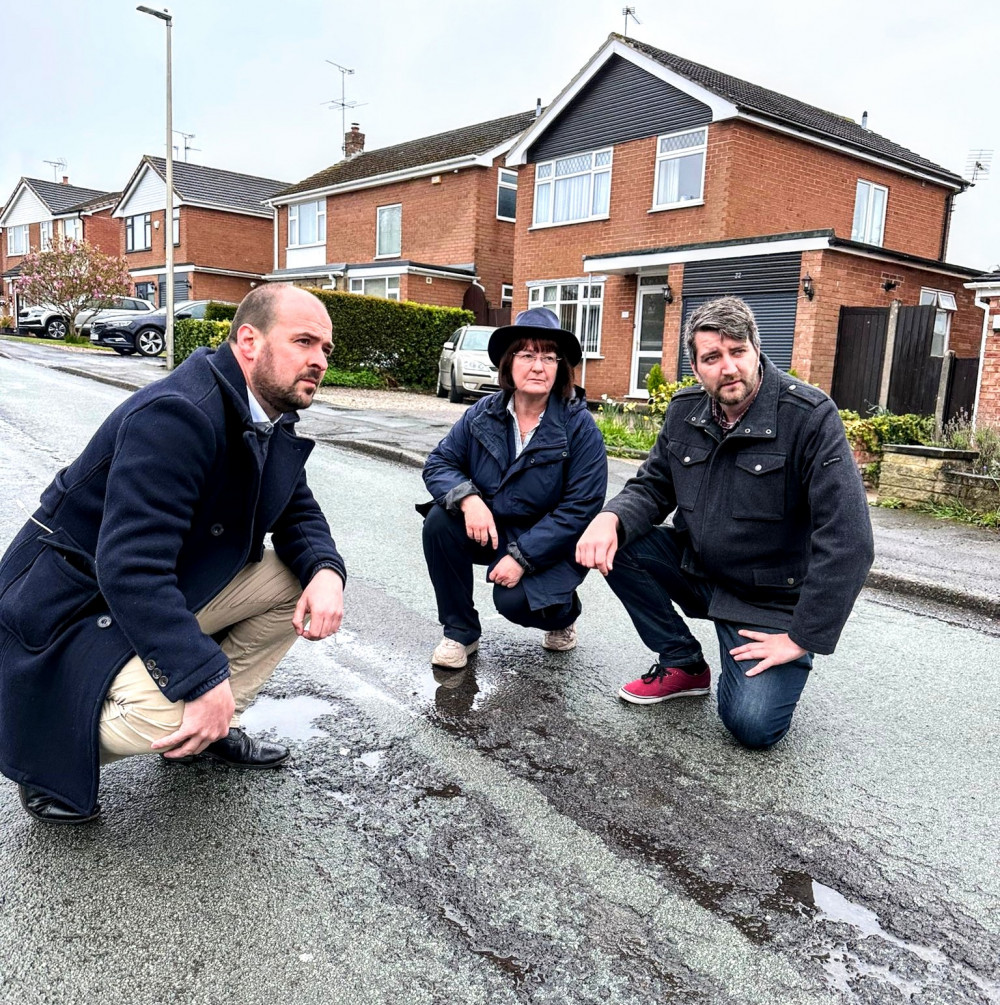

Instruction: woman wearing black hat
[418,307,608,669]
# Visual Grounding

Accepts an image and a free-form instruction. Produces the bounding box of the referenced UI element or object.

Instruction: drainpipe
[939,192,954,262]
[970,291,992,429]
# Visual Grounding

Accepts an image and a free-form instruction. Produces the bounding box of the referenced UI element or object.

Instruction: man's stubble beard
[253,342,319,415]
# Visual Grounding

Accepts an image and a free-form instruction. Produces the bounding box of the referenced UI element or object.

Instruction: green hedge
[175,319,230,364]
[311,289,473,389]
[174,290,473,389]
[205,301,238,321]
[838,409,934,453]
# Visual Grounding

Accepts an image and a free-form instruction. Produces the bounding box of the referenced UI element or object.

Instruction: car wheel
[436,372,448,398]
[448,369,464,403]
[45,317,68,339]
[112,347,136,356]
[136,328,165,356]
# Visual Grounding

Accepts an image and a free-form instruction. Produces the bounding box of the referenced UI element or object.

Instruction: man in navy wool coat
[0,285,346,824]
[576,296,873,749]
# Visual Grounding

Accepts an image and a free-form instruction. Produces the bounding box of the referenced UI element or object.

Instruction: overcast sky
[3,0,997,271]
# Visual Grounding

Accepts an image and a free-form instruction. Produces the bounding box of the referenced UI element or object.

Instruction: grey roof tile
[275,109,537,199]
[617,35,965,183]
[22,177,114,214]
[146,157,289,214]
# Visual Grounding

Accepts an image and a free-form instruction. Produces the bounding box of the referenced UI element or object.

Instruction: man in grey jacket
[576,296,873,748]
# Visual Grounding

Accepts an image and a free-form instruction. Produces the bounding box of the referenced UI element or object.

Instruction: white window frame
[172,207,180,246]
[126,213,152,252]
[527,279,604,356]
[64,217,82,243]
[919,287,957,357]
[349,275,401,301]
[497,168,518,222]
[39,220,53,250]
[532,148,613,228]
[500,283,513,308]
[288,199,326,248]
[652,127,707,210]
[851,179,888,246]
[376,204,402,258]
[6,224,28,256]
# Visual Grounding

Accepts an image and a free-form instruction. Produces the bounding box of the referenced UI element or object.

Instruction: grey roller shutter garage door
[679,253,800,375]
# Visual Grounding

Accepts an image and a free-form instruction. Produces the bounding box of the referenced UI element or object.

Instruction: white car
[18,297,155,339]
[436,325,498,402]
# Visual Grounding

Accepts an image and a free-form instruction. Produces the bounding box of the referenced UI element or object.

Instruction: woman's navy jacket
[421,388,608,611]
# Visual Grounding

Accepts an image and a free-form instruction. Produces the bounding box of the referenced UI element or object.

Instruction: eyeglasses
[513,352,561,366]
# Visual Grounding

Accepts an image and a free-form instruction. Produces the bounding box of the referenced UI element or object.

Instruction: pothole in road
[241,695,337,741]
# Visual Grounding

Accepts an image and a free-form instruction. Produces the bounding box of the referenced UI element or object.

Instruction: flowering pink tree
[15,237,133,340]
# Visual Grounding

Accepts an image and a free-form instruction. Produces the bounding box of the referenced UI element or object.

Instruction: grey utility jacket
[604,356,874,654]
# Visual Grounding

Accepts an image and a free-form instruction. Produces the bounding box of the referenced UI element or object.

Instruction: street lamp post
[137,5,174,370]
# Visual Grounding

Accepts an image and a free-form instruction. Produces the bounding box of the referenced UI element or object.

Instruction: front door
[630,285,667,396]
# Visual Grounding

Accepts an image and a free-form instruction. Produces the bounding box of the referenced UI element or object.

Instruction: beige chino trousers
[99,550,301,763]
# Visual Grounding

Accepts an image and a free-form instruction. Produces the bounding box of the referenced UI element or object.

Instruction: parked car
[75,297,155,335]
[18,297,155,339]
[436,324,498,402]
[90,299,232,356]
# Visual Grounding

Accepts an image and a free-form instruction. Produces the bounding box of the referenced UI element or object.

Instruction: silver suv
[436,325,498,402]
[18,297,154,338]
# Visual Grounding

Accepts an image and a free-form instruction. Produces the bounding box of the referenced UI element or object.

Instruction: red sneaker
[618,662,711,704]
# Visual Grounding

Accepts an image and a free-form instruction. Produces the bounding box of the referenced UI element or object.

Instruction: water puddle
[810,880,1000,1001]
[241,695,337,741]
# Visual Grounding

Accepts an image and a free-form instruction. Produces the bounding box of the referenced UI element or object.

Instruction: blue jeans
[605,526,813,749]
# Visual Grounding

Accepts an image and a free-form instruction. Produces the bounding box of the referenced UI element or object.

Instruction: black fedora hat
[487,307,582,367]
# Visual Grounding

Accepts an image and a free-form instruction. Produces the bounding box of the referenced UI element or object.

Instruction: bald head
[229,285,327,342]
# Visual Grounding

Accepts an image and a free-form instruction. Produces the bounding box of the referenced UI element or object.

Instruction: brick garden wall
[976,295,1000,427]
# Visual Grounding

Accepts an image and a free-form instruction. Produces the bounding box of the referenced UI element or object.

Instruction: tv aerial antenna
[965,149,992,186]
[43,157,67,181]
[173,130,200,162]
[324,60,367,155]
[622,6,641,37]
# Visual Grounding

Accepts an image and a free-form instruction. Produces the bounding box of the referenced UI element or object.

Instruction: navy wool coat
[0,342,344,814]
[421,388,608,610]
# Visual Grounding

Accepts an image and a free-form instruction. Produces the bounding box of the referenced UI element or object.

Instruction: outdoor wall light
[802,274,815,300]
[664,283,674,305]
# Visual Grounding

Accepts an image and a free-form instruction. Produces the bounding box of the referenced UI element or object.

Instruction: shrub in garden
[174,319,231,364]
[205,301,238,321]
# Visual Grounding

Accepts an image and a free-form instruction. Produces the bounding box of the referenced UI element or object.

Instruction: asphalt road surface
[0,359,997,1004]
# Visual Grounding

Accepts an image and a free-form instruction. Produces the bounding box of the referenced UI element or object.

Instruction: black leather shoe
[167,728,290,769]
[19,785,101,825]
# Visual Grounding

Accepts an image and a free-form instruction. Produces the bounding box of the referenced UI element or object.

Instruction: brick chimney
[61,176,69,185]
[344,123,365,158]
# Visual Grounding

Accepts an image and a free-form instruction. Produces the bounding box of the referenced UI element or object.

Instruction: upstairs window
[7,224,28,256]
[528,281,603,355]
[653,128,707,208]
[288,200,325,247]
[376,204,402,257]
[350,275,400,301]
[497,169,518,221]
[851,180,888,246]
[126,213,152,252]
[919,288,957,356]
[40,221,53,250]
[172,207,180,246]
[533,149,612,226]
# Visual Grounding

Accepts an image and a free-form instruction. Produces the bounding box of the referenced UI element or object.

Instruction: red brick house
[0,177,121,319]
[964,271,1000,428]
[113,156,288,305]
[505,34,982,403]
[264,111,537,321]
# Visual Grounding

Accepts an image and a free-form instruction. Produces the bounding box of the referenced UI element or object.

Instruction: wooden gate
[831,307,888,414]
